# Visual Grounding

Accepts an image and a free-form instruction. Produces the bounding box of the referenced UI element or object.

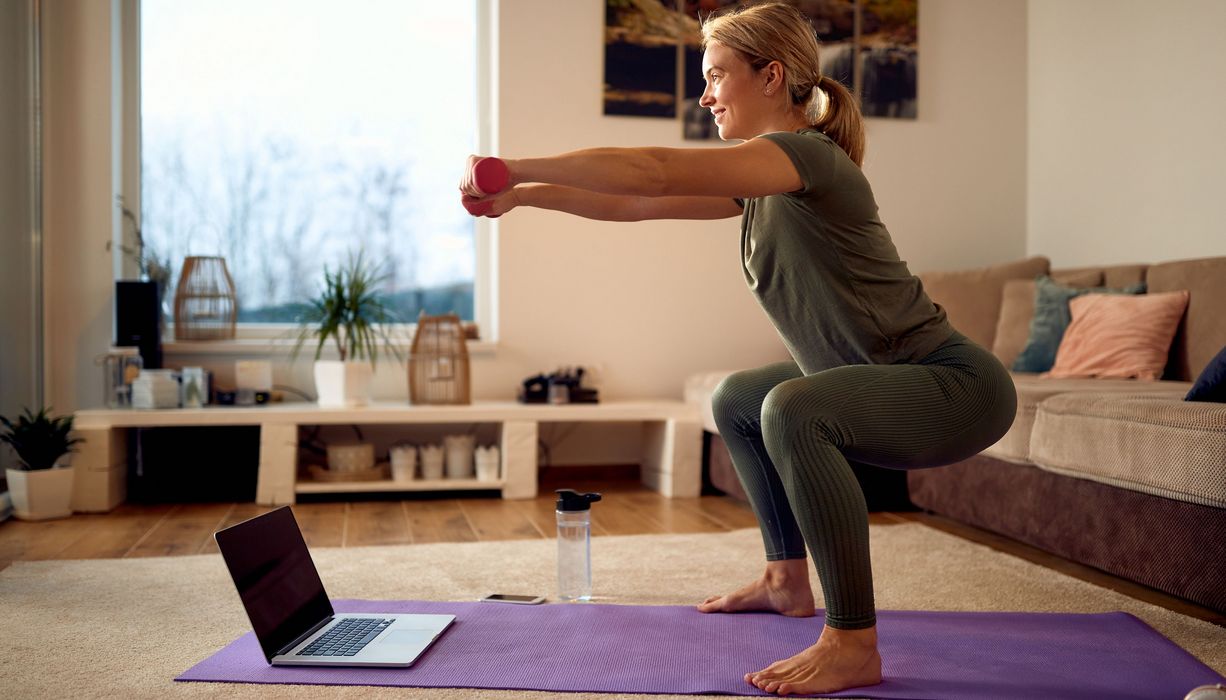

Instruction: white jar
[419,444,445,480]
[444,434,475,479]
[475,445,500,481]
[390,444,417,481]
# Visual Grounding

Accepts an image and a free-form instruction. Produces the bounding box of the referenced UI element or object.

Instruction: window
[139,0,487,338]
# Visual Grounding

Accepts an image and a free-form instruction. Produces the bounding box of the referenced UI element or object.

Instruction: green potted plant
[1,407,83,520]
[292,252,403,406]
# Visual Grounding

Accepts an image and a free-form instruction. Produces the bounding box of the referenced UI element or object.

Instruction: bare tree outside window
[140,0,478,326]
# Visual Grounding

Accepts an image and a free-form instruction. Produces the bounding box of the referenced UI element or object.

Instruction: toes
[760,659,789,675]
[751,668,781,687]
[747,671,769,689]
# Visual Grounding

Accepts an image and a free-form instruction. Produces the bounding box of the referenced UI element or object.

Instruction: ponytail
[807,76,865,167]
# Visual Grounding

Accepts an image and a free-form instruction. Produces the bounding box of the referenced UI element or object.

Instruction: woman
[460,3,1016,695]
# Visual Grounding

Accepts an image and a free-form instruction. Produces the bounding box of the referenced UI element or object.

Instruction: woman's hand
[460,155,511,197]
[461,187,521,218]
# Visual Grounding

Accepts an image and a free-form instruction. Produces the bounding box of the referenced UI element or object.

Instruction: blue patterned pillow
[1186,345,1226,403]
[1011,276,1146,373]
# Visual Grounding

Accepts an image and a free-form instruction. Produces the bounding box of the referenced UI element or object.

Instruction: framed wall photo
[604,0,683,118]
[858,0,918,118]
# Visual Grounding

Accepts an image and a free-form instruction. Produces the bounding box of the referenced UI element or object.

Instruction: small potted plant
[1,407,83,520]
[292,252,403,406]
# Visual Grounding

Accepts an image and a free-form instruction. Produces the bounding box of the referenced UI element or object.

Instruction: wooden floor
[1,475,1221,628]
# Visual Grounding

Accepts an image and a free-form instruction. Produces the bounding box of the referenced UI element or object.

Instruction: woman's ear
[763,60,786,96]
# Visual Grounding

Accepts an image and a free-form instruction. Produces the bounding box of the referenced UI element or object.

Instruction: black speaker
[115,280,163,369]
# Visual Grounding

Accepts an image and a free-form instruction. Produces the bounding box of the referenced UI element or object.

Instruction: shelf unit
[72,400,702,507]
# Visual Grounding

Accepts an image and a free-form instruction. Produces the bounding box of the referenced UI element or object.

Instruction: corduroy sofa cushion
[1030,391,1226,508]
[991,279,1041,369]
[983,374,1191,464]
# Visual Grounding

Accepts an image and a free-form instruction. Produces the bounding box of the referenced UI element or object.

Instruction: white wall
[42,0,1029,465]
[1028,0,1226,266]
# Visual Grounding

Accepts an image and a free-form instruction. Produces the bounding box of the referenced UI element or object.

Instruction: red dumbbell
[472,157,509,195]
[461,157,510,217]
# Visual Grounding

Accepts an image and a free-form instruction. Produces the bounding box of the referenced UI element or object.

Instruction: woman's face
[699,41,769,141]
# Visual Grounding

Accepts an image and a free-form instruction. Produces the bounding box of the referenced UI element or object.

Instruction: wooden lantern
[408,312,471,405]
[173,256,237,340]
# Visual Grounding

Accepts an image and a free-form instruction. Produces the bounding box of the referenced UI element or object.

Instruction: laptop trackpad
[381,629,435,648]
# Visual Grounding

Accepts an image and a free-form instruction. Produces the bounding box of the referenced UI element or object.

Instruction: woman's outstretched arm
[463,138,803,200]
[477,184,742,221]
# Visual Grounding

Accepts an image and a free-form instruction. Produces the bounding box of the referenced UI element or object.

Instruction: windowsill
[163,338,498,358]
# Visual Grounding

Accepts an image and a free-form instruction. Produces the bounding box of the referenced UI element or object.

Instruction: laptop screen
[215,506,334,661]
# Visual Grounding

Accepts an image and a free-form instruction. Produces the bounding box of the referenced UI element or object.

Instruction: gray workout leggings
[711,332,1016,630]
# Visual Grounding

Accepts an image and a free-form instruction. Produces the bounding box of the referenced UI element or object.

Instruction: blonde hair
[701,2,866,167]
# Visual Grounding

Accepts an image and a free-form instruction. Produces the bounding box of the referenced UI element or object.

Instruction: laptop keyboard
[297,617,394,657]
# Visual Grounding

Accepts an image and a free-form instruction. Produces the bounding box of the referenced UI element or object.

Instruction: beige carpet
[2,522,1223,699]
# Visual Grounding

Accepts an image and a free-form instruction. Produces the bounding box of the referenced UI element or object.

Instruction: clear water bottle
[555,489,602,602]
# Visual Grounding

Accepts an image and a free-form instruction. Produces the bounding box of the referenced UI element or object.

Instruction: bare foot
[746,625,883,696]
[697,559,816,618]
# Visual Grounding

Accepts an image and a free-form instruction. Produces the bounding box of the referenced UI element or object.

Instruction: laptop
[215,506,454,667]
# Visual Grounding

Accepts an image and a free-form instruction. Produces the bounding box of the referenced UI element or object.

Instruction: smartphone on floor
[480,593,545,605]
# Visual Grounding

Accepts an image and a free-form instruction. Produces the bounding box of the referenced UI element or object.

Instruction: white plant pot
[419,445,445,480]
[389,444,417,481]
[444,435,475,479]
[475,445,500,482]
[6,462,75,521]
[314,360,373,407]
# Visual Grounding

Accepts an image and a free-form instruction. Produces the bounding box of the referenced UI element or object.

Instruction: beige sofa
[909,255,1226,613]
[687,255,1226,612]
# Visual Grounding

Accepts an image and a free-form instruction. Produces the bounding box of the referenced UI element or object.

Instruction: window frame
[121,0,497,356]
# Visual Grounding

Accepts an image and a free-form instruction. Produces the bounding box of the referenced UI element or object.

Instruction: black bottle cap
[555,489,602,511]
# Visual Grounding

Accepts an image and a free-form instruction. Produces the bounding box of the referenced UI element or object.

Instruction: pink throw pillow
[1045,290,1190,380]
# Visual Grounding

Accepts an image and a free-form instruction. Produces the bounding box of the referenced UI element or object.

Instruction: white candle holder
[444,434,475,479]
[475,445,500,481]
[419,444,445,480]
[390,444,417,482]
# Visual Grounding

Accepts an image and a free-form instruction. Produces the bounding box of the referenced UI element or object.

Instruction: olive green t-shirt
[740,129,953,375]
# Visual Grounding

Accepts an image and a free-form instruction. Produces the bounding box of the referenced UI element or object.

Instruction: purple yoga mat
[178,600,1224,698]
